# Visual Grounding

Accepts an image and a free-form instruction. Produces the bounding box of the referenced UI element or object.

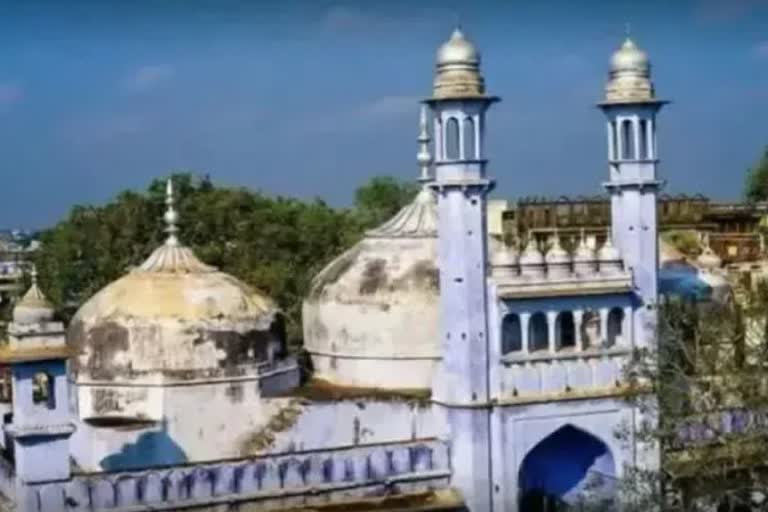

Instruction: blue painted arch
[518,424,617,509]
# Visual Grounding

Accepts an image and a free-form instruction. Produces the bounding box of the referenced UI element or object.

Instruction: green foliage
[623,284,768,509]
[662,230,701,257]
[32,172,416,346]
[744,146,768,203]
[352,176,419,228]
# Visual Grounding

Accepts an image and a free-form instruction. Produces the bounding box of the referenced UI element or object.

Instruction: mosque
[0,27,677,512]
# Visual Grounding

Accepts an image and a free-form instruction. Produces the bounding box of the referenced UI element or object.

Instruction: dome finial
[30,264,39,287]
[625,22,631,39]
[417,105,432,183]
[164,178,179,247]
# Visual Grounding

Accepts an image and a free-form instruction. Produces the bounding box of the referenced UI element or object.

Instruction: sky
[1,0,767,229]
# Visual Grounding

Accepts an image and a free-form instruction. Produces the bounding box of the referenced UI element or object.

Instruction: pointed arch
[462,117,475,159]
[607,308,624,346]
[529,313,548,352]
[501,314,522,354]
[621,119,635,160]
[445,117,460,160]
[555,311,575,351]
[518,424,617,510]
[638,119,649,159]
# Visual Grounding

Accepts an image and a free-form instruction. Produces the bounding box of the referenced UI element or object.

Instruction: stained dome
[68,180,282,419]
[302,185,440,390]
[12,268,55,324]
[603,35,657,104]
[432,27,487,100]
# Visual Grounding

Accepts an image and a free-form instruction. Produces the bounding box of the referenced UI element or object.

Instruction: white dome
[545,236,570,265]
[519,239,545,266]
[436,27,480,67]
[610,38,649,74]
[12,281,54,324]
[432,27,487,99]
[303,187,440,390]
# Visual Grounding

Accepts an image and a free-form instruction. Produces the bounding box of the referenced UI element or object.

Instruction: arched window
[556,312,575,350]
[581,310,600,350]
[638,119,648,159]
[609,121,618,160]
[501,314,522,354]
[529,313,548,352]
[621,119,635,160]
[463,117,475,159]
[607,308,625,346]
[32,372,55,410]
[445,117,460,160]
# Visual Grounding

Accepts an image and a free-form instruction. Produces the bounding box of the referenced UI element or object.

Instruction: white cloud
[122,64,174,93]
[356,95,420,121]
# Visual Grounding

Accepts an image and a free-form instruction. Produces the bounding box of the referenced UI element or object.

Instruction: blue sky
[1,0,767,229]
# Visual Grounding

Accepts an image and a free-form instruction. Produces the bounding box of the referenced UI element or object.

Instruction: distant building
[501,195,768,264]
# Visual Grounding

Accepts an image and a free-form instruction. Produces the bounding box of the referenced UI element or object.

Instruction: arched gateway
[519,425,617,510]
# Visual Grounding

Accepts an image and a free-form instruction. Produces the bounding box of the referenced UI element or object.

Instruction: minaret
[425,27,498,512]
[598,33,667,346]
[2,267,75,511]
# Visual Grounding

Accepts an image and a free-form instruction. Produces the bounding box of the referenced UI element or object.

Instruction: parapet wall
[14,438,450,512]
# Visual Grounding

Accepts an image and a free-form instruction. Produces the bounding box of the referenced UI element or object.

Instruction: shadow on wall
[519,424,616,508]
[99,422,187,472]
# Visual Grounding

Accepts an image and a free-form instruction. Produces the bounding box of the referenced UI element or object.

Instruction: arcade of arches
[501,307,628,355]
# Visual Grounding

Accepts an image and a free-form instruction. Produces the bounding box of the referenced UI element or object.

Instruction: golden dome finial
[603,28,656,104]
[432,26,485,99]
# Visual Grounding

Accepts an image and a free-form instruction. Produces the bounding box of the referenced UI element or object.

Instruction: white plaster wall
[70,380,292,472]
[266,400,446,454]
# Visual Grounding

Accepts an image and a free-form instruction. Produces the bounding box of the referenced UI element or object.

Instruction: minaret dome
[604,36,656,104]
[432,27,486,99]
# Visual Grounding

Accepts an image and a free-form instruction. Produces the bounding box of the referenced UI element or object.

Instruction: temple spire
[164,178,179,247]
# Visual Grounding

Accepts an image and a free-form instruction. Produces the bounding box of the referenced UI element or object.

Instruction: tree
[26,173,415,347]
[353,176,419,229]
[744,146,768,203]
[622,283,768,511]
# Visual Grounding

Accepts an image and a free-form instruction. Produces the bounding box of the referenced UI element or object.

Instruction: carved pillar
[573,309,584,351]
[599,307,609,347]
[623,306,633,346]
[547,311,558,353]
[520,312,531,354]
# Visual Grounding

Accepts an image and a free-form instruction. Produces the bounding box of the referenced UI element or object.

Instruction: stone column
[547,311,557,353]
[646,118,655,159]
[606,121,615,160]
[616,117,624,159]
[573,309,584,352]
[520,312,531,354]
[623,306,633,347]
[632,116,641,160]
[599,307,609,347]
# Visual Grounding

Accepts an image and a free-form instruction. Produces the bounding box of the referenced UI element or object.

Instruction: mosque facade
[0,28,675,512]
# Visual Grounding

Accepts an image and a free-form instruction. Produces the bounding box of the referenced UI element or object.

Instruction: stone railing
[498,348,631,401]
[15,439,450,512]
